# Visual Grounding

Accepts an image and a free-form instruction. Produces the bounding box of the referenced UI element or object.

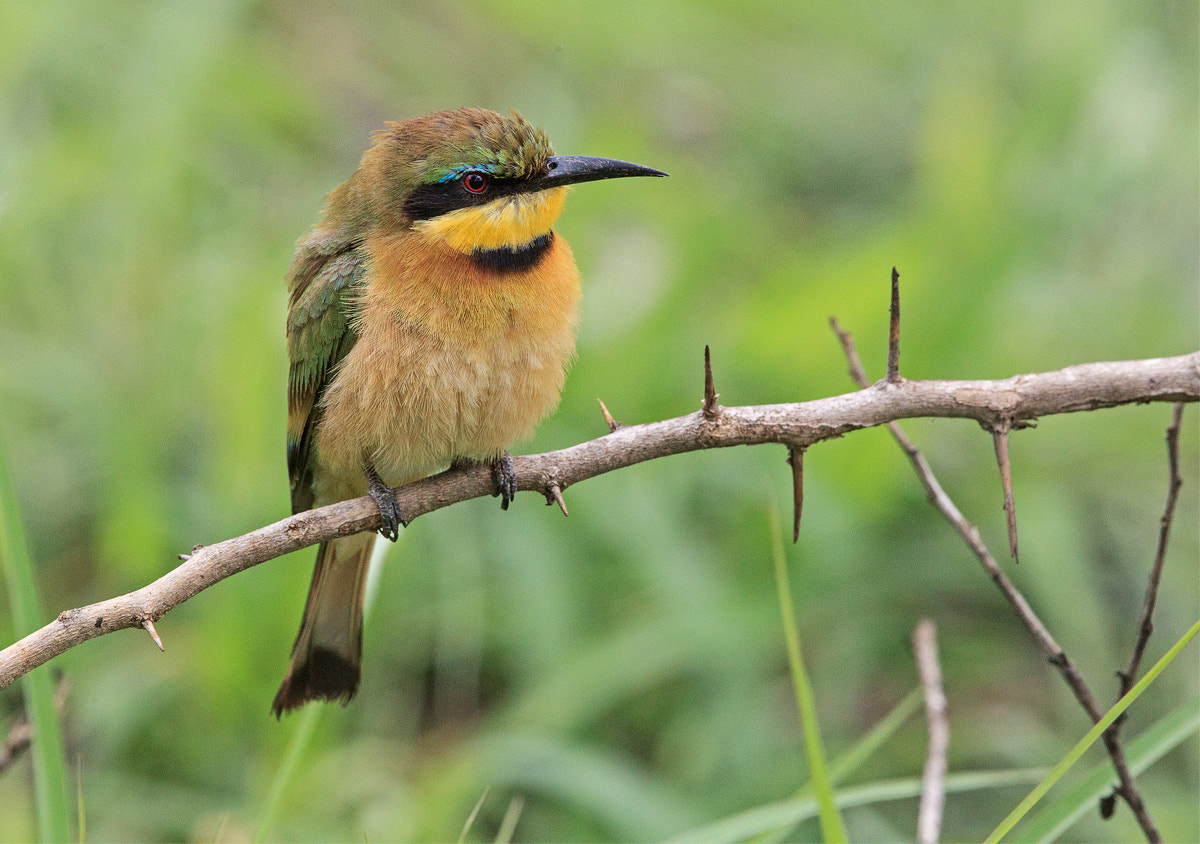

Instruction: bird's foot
[365,466,405,541]
[491,452,517,510]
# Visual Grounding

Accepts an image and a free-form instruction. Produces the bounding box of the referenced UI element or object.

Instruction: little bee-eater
[274,108,665,715]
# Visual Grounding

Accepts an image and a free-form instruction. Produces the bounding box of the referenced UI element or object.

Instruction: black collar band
[470,233,553,273]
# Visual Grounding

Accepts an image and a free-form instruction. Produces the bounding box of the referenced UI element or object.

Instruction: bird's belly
[314,320,574,497]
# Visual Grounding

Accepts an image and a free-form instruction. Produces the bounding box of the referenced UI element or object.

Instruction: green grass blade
[459,786,491,843]
[767,502,848,843]
[750,687,923,844]
[75,756,85,844]
[250,704,322,843]
[985,616,1200,843]
[251,535,394,841]
[0,433,73,843]
[826,686,923,786]
[1012,697,1200,843]
[493,795,524,844]
[668,768,1048,843]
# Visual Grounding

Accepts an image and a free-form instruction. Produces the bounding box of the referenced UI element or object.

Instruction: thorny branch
[0,351,1196,694]
[0,315,1196,844]
[831,317,1077,668]
[830,280,1182,841]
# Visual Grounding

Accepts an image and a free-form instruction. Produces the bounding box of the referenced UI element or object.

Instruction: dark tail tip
[271,646,360,718]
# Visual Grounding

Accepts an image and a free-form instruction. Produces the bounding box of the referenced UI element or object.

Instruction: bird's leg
[491,451,517,510]
[365,465,405,541]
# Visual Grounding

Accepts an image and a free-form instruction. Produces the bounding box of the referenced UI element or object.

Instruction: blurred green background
[0,2,1197,841]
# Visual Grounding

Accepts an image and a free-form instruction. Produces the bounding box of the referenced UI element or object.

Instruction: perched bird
[274,107,665,715]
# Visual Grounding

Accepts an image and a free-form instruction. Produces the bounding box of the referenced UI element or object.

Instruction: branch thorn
[178,543,205,562]
[992,419,1019,563]
[887,267,901,384]
[702,345,720,419]
[140,617,165,652]
[597,398,621,433]
[546,483,569,517]
[786,447,805,542]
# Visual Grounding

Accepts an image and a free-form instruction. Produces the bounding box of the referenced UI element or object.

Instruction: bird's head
[356,108,665,254]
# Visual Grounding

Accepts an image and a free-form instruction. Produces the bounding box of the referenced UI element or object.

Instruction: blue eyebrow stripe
[436,164,498,183]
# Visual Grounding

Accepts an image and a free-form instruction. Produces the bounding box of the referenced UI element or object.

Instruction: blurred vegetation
[0,1,1196,841]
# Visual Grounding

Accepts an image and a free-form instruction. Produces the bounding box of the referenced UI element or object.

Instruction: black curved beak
[534,155,668,190]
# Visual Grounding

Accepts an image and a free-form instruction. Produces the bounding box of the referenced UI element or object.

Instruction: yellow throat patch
[413,187,569,253]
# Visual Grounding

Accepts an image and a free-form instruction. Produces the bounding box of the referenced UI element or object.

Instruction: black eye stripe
[403,175,538,222]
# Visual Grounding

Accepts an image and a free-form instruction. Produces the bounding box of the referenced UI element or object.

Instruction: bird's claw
[491,453,517,510]
[366,466,405,541]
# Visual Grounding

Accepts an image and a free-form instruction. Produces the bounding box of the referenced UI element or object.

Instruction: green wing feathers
[286,230,366,514]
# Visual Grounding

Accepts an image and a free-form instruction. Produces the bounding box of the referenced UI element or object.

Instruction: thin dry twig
[831,317,1168,843]
[0,676,68,777]
[913,619,948,844]
[1121,402,1186,691]
[0,718,33,779]
[0,353,1195,693]
[1101,402,1186,827]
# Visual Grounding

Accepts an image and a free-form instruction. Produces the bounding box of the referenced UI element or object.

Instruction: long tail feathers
[272,532,375,717]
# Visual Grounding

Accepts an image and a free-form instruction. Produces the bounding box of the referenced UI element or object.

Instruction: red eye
[463,172,489,194]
